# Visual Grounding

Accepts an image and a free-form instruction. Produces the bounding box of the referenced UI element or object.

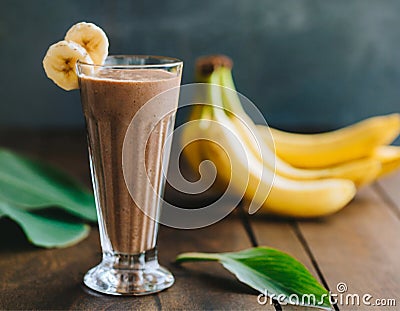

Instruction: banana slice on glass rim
[42,22,109,91]
[42,40,93,91]
[65,22,109,65]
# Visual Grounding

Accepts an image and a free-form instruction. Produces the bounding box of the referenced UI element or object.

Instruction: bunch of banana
[181,55,400,218]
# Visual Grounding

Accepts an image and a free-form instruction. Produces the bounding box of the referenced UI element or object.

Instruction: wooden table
[0,130,399,310]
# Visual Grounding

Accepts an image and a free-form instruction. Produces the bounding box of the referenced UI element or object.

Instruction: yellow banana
[258,123,400,184]
[181,104,205,172]
[373,145,400,177]
[257,114,400,168]
[201,96,356,218]
[231,115,381,187]
[182,63,356,217]
[187,62,382,187]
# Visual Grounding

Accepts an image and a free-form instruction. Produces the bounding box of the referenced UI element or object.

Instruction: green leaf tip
[176,246,332,310]
[0,202,90,248]
[0,148,96,222]
[0,149,96,248]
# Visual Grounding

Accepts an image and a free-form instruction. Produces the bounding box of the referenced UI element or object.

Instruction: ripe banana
[182,62,357,217]
[65,22,109,65]
[259,114,400,168]
[191,62,382,187]
[43,22,108,91]
[373,145,400,178]
[181,104,207,170]
[204,137,356,217]
[202,88,356,217]
[230,111,381,187]
[42,40,93,91]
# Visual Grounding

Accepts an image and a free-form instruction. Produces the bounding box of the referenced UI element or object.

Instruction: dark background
[1,0,399,134]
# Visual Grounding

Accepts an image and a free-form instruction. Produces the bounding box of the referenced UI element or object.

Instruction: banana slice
[65,22,109,65]
[42,40,93,91]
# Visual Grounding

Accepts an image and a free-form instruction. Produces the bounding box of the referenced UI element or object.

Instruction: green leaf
[0,202,90,248]
[0,149,96,222]
[176,247,332,310]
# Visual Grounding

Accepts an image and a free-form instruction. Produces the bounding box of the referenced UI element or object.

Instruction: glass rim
[77,54,183,69]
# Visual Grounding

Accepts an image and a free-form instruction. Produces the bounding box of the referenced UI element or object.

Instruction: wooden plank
[297,186,400,311]
[376,172,400,215]
[0,221,160,310]
[157,216,274,310]
[252,219,325,311]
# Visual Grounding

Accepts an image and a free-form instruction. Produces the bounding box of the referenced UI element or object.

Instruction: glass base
[83,248,174,296]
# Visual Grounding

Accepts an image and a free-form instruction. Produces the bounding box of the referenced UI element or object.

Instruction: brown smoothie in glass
[79,68,181,254]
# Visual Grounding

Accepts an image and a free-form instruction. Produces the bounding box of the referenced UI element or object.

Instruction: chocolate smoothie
[79,68,181,254]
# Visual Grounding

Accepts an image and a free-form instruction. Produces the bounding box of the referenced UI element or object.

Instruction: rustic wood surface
[0,130,399,311]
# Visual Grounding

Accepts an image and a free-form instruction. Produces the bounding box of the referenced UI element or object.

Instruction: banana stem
[196,68,225,116]
[194,55,246,119]
[220,67,246,115]
[209,70,224,111]
[196,66,245,116]
[191,69,220,120]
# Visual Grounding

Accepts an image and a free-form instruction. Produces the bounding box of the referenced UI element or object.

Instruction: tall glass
[77,55,183,295]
